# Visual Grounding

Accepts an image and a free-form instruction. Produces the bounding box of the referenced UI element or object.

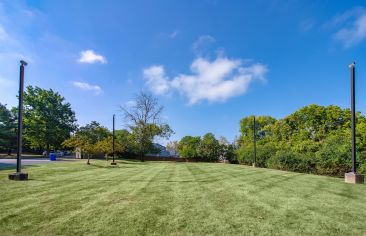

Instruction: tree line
[174,134,236,163]
[0,86,172,162]
[1,85,363,177]
[173,104,366,177]
[236,105,366,176]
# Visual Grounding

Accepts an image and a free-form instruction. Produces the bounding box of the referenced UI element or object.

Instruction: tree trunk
[87,154,90,165]
[47,144,50,157]
[140,152,144,162]
[7,149,11,156]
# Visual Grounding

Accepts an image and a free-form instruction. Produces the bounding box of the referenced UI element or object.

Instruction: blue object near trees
[50,153,57,161]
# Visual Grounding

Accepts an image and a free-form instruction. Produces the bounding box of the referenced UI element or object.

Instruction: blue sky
[1,0,366,144]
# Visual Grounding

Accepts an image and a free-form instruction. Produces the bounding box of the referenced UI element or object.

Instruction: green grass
[1,160,366,235]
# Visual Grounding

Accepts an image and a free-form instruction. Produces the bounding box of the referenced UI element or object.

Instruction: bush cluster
[237,105,366,177]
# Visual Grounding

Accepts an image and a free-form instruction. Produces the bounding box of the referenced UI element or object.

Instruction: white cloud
[125,100,136,107]
[78,50,107,64]
[143,56,267,104]
[143,66,170,94]
[331,7,366,48]
[192,35,216,54]
[72,81,102,94]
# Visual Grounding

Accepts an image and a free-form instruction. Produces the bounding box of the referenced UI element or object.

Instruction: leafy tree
[63,121,110,164]
[197,133,221,162]
[95,136,124,160]
[23,86,77,153]
[270,105,352,151]
[178,136,201,159]
[218,137,237,163]
[315,131,352,176]
[237,104,366,176]
[239,115,276,145]
[121,92,173,161]
[77,121,110,144]
[0,103,16,154]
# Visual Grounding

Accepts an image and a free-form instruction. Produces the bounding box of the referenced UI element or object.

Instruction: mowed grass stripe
[1,160,366,235]
[0,161,142,209]
[37,162,168,236]
[0,161,164,235]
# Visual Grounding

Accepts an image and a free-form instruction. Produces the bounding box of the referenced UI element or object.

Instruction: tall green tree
[121,92,173,161]
[239,115,276,145]
[23,86,77,152]
[63,121,110,164]
[95,136,124,160]
[197,133,221,162]
[0,103,16,155]
[178,136,201,159]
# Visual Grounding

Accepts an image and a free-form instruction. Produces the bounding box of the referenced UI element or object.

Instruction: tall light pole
[345,62,364,184]
[111,114,117,165]
[350,62,356,174]
[9,60,28,181]
[253,115,257,167]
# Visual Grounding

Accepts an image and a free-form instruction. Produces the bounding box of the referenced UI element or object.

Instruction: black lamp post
[253,115,257,167]
[111,114,117,165]
[350,62,357,173]
[345,62,364,184]
[9,60,28,181]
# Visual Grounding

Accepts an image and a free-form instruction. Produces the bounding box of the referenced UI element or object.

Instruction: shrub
[267,150,316,173]
[236,144,254,165]
[236,142,277,167]
[315,133,352,176]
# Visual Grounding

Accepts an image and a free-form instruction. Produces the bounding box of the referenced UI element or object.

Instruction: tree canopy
[0,103,16,154]
[23,86,77,151]
[121,92,173,161]
[237,104,366,176]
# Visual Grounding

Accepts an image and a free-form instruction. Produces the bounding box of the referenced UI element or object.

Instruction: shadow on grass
[88,162,134,169]
[118,160,148,165]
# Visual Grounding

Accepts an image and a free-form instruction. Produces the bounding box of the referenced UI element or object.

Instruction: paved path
[0,158,52,166]
[0,156,77,168]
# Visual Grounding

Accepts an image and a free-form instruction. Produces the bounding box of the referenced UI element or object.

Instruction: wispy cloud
[330,7,366,48]
[143,56,267,105]
[192,35,216,54]
[169,30,180,39]
[78,50,107,64]
[299,18,315,32]
[72,81,102,95]
[125,100,136,107]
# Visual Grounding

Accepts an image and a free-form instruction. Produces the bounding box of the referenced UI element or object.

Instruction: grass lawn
[1,160,366,235]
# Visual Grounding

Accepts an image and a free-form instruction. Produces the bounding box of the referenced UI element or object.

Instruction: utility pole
[253,116,257,167]
[9,60,28,181]
[345,62,364,184]
[111,114,117,165]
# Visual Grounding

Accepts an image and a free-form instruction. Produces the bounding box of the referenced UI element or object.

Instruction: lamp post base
[345,172,364,184]
[111,162,117,165]
[8,172,28,181]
